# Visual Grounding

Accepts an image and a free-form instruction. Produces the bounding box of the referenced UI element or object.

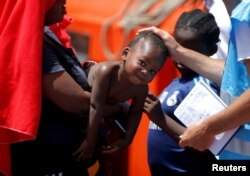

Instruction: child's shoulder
[96,61,120,73]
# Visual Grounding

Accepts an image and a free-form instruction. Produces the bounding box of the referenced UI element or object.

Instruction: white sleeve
[207,0,231,60]
[236,22,250,61]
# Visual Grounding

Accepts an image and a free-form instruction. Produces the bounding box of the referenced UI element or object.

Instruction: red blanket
[0,0,55,175]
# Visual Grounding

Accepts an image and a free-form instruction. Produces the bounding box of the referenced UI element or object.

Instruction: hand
[144,92,163,123]
[137,26,179,51]
[101,139,128,155]
[73,139,95,161]
[179,122,215,151]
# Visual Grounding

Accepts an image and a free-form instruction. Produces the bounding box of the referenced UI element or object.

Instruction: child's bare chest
[106,82,139,104]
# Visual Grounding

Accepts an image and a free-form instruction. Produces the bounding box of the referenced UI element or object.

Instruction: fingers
[147,92,158,100]
[73,148,92,161]
[144,97,152,109]
[179,136,188,148]
[102,145,117,155]
[179,135,212,152]
[144,92,158,113]
[73,148,81,158]
[137,26,179,53]
[78,152,92,161]
[73,149,81,161]
[137,26,157,34]
[145,92,156,103]
[137,26,168,39]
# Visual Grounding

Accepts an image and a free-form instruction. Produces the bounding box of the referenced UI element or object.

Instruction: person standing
[145,9,220,175]
[11,0,122,175]
[139,0,250,159]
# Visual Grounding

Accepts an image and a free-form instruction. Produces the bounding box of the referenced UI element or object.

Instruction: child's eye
[139,60,146,67]
[150,70,157,76]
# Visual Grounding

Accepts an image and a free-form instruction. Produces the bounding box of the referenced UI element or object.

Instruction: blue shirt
[148,76,219,174]
[219,0,250,159]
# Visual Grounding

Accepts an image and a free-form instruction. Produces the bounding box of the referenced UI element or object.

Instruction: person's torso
[39,34,89,149]
[148,76,218,173]
[88,61,147,104]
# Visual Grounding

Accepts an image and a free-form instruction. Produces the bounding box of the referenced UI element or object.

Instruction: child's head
[173,9,220,76]
[121,31,169,85]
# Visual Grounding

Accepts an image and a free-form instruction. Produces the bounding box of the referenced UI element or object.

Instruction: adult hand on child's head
[137,26,179,51]
[179,122,215,151]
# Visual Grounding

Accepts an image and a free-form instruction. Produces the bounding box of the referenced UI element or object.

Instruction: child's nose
[140,69,152,80]
[141,68,148,75]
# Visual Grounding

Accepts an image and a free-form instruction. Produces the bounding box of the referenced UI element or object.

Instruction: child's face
[173,28,210,76]
[122,39,166,86]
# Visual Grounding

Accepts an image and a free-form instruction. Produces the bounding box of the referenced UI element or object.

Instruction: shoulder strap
[43,33,90,90]
[44,33,70,57]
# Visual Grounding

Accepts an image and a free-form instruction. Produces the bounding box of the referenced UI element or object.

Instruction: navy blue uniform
[148,76,219,175]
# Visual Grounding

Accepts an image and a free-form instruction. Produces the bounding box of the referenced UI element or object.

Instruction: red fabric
[0,145,10,176]
[49,15,73,48]
[0,0,55,175]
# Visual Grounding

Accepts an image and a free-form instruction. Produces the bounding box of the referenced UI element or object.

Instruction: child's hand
[101,139,128,155]
[73,139,95,161]
[144,92,163,123]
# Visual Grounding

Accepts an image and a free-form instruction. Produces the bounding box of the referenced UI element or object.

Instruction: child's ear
[121,47,130,60]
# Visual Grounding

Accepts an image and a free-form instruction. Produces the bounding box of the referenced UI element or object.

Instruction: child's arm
[144,92,185,142]
[74,64,112,161]
[124,87,148,144]
[102,86,148,154]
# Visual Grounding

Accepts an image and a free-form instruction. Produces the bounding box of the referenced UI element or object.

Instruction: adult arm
[43,70,121,117]
[43,70,91,116]
[137,26,225,85]
[179,86,250,151]
[179,75,250,148]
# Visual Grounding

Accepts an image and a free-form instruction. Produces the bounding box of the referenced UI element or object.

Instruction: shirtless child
[74,31,169,163]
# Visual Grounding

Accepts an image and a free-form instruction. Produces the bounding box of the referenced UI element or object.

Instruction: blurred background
[65,0,207,175]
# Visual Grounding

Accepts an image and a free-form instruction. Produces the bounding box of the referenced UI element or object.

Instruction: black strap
[44,33,90,90]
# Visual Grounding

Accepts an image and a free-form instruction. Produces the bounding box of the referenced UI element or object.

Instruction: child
[144,9,220,175]
[73,31,169,170]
